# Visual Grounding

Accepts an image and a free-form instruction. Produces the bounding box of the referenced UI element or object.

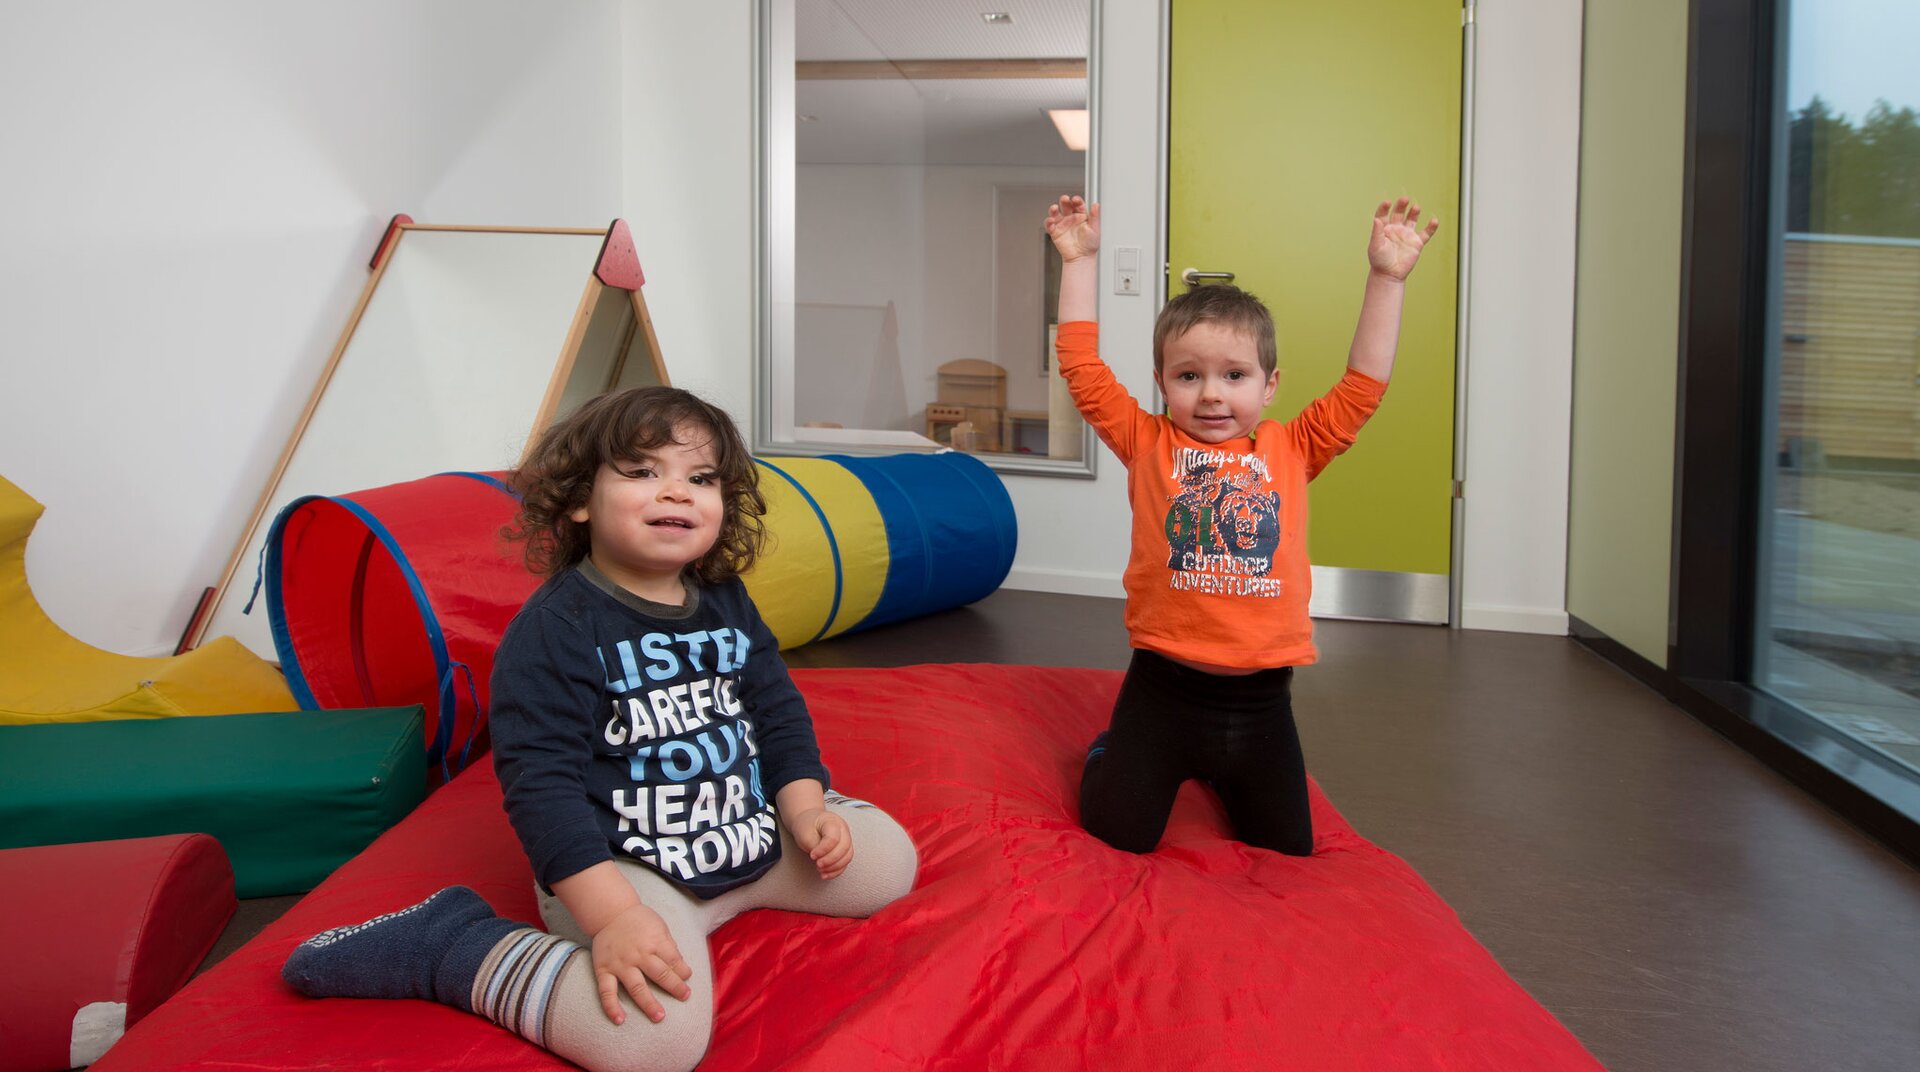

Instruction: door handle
[1180,268,1235,286]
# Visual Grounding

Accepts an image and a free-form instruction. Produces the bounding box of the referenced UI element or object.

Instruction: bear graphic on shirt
[1163,448,1281,578]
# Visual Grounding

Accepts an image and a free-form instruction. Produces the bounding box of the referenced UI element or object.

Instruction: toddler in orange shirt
[1043,194,1439,854]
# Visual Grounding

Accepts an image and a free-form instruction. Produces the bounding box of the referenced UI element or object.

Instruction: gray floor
[209,589,1920,1072]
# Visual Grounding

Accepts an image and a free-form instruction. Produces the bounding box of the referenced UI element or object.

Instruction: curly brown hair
[506,387,767,584]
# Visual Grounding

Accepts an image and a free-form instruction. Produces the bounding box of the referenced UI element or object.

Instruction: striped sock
[465,928,582,1048]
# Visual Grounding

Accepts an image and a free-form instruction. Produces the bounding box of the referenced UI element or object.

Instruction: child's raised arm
[1347,197,1441,382]
[1042,194,1157,462]
[1045,195,1100,323]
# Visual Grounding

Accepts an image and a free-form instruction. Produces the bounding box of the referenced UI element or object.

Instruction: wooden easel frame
[186,218,668,652]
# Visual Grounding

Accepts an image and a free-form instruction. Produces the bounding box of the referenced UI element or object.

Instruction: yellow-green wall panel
[1169,0,1461,577]
[1566,0,1687,666]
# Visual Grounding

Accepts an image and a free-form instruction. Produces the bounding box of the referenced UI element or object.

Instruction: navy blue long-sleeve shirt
[490,562,829,898]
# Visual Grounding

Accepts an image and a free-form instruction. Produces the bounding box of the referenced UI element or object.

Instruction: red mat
[95,665,1601,1071]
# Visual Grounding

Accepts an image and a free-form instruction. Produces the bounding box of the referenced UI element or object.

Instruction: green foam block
[0,706,426,897]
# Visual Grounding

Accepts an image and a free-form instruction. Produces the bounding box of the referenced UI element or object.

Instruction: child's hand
[789,806,854,880]
[1045,194,1101,262]
[590,902,693,1025]
[1367,197,1441,281]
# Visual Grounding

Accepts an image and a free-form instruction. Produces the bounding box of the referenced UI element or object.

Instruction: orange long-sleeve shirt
[1056,320,1387,668]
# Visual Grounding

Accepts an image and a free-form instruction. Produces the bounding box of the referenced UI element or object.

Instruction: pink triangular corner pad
[595,219,646,290]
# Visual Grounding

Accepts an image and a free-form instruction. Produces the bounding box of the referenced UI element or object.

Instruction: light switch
[1115,246,1141,295]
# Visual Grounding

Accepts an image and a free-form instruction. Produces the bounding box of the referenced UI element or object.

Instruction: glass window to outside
[759,0,1095,474]
[1756,0,1920,785]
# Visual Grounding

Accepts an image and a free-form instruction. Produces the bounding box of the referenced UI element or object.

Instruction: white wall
[0,0,624,655]
[793,164,1082,430]
[616,2,757,427]
[793,165,928,431]
[1456,0,1582,635]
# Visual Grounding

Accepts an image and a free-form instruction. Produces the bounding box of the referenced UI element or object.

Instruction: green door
[1168,0,1463,621]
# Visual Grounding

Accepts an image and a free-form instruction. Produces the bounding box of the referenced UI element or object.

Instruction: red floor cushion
[92,665,1602,1070]
[0,834,234,1072]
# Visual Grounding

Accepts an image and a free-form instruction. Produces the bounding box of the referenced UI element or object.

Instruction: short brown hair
[506,387,767,584]
[1152,284,1277,376]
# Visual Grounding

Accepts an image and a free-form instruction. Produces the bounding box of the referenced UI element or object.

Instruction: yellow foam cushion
[0,475,296,724]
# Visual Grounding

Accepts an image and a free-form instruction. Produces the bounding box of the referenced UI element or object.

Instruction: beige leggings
[524,795,917,1072]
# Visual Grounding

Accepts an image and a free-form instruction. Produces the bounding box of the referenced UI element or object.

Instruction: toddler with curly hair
[280,387,918,1072]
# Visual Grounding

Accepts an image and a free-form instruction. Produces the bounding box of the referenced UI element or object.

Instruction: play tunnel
[262,453,1016,774]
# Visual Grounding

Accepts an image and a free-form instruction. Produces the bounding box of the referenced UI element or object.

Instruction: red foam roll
[0,834,235,1072]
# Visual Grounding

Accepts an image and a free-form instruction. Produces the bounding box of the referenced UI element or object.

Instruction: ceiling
[797,0,1089,61]
[793,0,1090,167]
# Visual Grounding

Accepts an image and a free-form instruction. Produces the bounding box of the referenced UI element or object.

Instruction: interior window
[759,0,1095,473]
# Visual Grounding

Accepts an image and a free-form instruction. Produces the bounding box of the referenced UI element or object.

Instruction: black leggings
[1079,650,1312,856]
